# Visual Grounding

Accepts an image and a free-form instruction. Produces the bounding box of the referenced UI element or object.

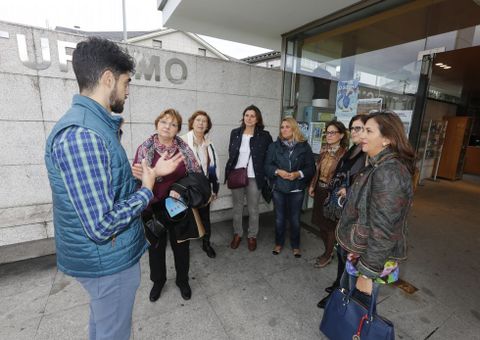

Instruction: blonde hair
[280,117,306,142]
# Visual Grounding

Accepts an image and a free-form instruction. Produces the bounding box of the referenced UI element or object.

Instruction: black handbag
[142,204,168,248]
[323,171,349,221]
[158,196,205,243]
[320,287,395,340]
[170,172,212,208]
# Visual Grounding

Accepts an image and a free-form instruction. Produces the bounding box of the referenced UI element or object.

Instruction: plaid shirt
[51,126,152,243]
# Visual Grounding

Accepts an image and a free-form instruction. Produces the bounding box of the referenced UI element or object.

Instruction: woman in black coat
[317,114,368,308]
[264,117,315,257]
[224,105,273,251]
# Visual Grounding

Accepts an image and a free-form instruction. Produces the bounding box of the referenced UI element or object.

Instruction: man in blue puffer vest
[44,37,183,340]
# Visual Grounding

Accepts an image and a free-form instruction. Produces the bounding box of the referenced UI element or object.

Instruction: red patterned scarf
[136,134,201,173]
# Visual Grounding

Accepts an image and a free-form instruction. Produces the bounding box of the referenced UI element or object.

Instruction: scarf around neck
[136,134,201,173]
[327,144,341,156]
[281,139,297,152]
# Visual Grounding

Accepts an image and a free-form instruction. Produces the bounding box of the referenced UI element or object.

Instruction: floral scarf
[136,134,201,173]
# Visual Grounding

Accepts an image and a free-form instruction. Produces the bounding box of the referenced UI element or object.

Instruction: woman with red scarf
[133,108,202,303]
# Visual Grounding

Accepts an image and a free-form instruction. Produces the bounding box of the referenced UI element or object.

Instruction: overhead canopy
[158,0,361,50]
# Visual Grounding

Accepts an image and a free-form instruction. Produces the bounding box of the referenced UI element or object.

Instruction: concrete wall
[0,21,282,264]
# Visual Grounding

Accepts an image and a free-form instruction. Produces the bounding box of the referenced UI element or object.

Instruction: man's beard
[109,85,125,113]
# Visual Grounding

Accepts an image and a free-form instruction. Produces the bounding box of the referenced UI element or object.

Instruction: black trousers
[198,203,211,241]
[333,246,347,287]
[148,227,190,285]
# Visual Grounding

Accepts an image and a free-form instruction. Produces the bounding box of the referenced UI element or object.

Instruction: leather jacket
[336,148,413,279]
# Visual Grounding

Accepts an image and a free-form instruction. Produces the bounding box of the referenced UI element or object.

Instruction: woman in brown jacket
[308,120,348,268]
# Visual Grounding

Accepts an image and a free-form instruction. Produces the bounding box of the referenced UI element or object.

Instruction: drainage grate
[392,279,418,294]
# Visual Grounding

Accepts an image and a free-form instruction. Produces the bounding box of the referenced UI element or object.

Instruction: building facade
[0,21,281,263]
[161,0,480,182]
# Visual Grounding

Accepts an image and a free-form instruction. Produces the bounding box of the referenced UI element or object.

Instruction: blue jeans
[76,262,141,340]
[272,190,304,249]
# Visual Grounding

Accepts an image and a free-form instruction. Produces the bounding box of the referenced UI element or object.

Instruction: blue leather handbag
[320,287,395,340]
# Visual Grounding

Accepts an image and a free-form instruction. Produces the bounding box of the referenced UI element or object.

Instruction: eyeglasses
[325,130,340,136]
[158,120,178,129]
[350,126,364,133]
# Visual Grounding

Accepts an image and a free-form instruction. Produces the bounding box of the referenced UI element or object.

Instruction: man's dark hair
[72,37,135,91]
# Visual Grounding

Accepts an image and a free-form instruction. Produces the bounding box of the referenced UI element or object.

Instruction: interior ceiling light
[443,66,452,69]
[435,62,444,66]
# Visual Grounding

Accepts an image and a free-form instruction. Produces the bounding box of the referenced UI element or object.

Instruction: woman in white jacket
[181,110,220,258]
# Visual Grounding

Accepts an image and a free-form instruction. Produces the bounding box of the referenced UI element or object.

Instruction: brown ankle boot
[247,237,257,251]
[230,234,241,249]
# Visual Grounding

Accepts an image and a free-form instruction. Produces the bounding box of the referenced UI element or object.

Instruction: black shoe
[202,240,216,258]
[317,294,331,309]
[325,281,339,293]
[176,282,192,300]
[149,282,164,302]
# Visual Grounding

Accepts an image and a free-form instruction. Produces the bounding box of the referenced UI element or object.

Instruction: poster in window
[309,122,325,154]
[395,110,413,136]
[298,122,310,140]
[335,79,359,126]
[335,79,360,114]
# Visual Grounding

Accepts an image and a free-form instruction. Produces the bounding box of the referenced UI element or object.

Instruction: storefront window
[281,0,480,229]
[282,0,480,127]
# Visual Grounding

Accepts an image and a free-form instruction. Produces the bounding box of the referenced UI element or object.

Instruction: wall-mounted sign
[0,29,188,84]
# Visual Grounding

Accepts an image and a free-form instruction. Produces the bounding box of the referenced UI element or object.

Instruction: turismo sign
[0,29,188,84]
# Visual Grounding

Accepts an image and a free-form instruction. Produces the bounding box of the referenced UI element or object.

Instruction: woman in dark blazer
[224,104,273,251]
[317,114,368,308]
[265,117,315,257]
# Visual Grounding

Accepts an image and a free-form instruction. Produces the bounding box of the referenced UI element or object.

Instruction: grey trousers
[231,179,261,238]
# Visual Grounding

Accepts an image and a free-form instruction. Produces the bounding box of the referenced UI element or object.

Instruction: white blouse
[235,134,255,178]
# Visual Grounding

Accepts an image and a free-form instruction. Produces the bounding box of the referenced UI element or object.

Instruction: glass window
[282,0,480,127]
[281,0,480,229]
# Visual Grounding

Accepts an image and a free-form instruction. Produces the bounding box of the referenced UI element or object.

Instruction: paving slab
[34,304,89,340]
[0,176,479,339]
